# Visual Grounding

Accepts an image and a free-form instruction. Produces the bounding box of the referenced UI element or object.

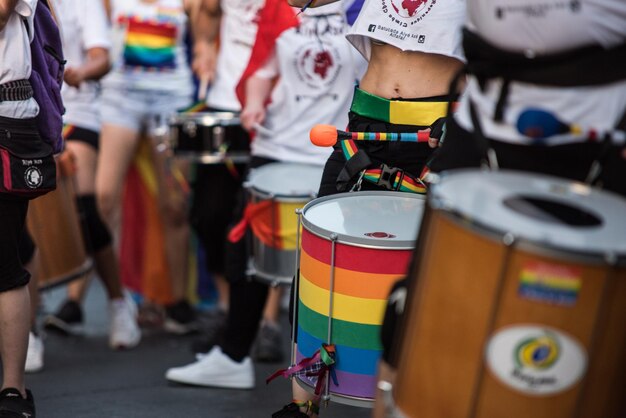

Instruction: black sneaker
[190,309,227,354]
[271,403,309,418]
[0,388,35,418]
[253,322,284,363]
[44,300,84,335]
[164,300,198,335]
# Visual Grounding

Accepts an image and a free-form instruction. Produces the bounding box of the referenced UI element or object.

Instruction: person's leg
[94,123,143,349]
[0,198,32,394]
[254,286,284,362]
[95,124,141,232]
[150,146,196,333]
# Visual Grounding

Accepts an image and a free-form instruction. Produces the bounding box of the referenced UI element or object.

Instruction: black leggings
[220,156,278,362]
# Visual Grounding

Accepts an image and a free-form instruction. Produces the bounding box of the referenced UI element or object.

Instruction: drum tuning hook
[350,170,366,192]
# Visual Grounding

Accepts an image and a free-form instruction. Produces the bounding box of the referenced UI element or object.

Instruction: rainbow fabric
[229,199,302,250]
[518,262,581,305]
[297,228,412,400]
[350,88,448,126]
[123,16,177,70]
[120,138,174,305]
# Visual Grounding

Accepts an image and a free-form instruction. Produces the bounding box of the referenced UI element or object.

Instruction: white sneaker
[109,294,141,350]
[165,346,254,389]
[25,332,44,373]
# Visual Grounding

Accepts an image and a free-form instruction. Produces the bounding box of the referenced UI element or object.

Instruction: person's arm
[64,47,110,87]
[190,0,220,84]
[240,75,274,132]
[0,0,19,31]
[287,0,339,8]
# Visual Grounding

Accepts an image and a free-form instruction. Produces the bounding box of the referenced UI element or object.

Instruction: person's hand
[192,41,217,84]
[427,117,446,148]
[240,102,266,132]
[64,66,86,88]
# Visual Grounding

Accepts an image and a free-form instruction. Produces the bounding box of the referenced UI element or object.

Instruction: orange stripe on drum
[300,249,402,300]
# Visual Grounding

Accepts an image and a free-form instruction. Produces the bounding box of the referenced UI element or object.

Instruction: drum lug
[377,381,404,418]
[183,121,198,138]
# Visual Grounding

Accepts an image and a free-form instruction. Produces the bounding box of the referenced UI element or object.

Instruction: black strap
[463,28,626,87]
[336,149,371,192]
[0,80,34,102]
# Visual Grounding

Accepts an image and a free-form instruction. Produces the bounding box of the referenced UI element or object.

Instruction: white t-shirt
[456,0,626,145]
[206,0,264,111]
[346,0,465,61]
[251,11,365,165]
[0,0,39,119]
[52,0,111,132]
[102,0,192,94]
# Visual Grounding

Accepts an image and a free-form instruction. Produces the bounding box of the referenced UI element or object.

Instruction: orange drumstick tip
[310,124,338,147]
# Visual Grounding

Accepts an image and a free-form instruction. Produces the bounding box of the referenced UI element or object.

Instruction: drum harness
[459,28,626,182]
[335,117,448,194]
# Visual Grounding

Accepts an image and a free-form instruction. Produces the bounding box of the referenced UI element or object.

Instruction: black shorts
[0,198,31,292]
[63,124,99,150]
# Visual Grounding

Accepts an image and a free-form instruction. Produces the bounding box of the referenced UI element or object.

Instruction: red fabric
[235,0,298,108]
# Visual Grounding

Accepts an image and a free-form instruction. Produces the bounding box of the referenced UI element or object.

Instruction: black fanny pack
[0,117,56,199]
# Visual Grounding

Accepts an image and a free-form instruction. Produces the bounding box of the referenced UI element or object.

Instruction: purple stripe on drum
[296,352,377,400]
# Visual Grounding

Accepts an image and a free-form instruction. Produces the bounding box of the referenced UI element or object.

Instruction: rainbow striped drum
[295,191,425,407]
[247,163,324,286]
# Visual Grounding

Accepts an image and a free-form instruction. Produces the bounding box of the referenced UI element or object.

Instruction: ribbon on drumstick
[266,343,338,396]
[310,124,432,147]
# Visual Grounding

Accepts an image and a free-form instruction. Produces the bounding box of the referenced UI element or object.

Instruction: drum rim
[433,204,626,266]
[301,191,425,250]
[245,162,323,201]
[430,169,626,265]
[295,376,374,408]
[168,111,241,126]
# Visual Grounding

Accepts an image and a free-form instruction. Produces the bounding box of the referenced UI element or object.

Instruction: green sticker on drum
[486,325,587,396]
[518,261,581,306]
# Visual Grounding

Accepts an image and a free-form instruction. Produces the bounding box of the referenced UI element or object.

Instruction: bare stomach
[359,43,464,99]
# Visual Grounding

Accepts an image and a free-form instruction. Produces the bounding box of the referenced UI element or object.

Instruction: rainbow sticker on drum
[296,192,425,406]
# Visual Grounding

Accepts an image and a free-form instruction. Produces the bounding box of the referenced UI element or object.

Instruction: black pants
[220,156,278,362]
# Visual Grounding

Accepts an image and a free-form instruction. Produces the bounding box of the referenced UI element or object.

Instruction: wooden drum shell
[394,206,626,418]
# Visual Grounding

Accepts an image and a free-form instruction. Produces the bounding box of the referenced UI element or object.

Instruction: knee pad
[76,195,112,253]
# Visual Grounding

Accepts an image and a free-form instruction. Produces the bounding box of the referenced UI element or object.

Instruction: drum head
[247,163,323,199]
[169,111,241,126]
[432,169,626,258]
[301,191,425,248]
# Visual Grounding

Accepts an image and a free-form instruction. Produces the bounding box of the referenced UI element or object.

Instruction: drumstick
[297,0,316,15]
[197,75,210,101]
[310,124,431,147]
[253,123,273,136]
[517,108,626,145]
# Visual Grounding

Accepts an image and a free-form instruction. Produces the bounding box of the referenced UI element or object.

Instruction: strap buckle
[377,164,404,191]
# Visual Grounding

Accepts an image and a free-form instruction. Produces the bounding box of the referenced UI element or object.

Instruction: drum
[168,111,250,164]
[26,164,93,291]
[246,163,323,286]
[393,170,626,418]
[295,191,425,407]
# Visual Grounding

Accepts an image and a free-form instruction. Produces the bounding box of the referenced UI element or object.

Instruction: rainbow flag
[518,261,582,306]
[123,16,177,70]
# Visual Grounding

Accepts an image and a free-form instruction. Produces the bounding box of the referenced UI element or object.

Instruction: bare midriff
[360,42,464,100]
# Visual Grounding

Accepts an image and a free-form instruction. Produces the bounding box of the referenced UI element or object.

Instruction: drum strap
[338,139,427,193]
